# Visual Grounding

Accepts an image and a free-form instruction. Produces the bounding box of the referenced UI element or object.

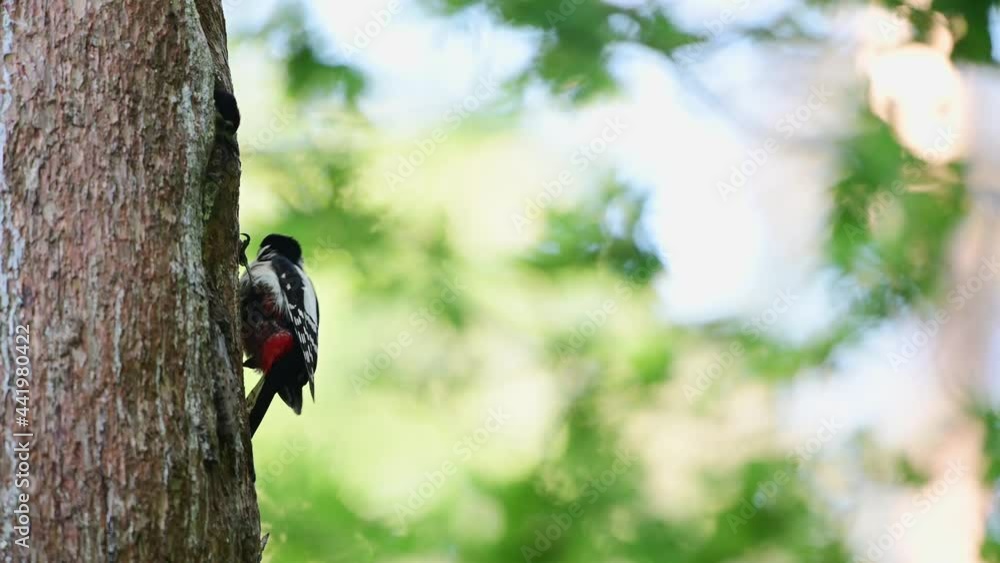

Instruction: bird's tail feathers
[277,384,303,415]
[248,376,278,437]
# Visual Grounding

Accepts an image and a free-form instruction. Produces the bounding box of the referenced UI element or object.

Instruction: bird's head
[258,233,303,266]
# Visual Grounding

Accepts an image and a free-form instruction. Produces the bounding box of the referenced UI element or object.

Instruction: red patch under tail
[260,332,295,374]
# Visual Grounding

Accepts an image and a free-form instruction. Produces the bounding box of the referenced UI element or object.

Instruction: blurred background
[228,1,1000,561]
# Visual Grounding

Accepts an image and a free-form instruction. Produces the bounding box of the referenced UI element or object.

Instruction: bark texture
[0,0,259,561]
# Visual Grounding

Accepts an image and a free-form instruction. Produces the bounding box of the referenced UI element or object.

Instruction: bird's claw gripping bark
[239,233,252,272]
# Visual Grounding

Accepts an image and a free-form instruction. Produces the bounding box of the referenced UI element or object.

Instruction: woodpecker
[240,234,319,436]
[213,86,241,152]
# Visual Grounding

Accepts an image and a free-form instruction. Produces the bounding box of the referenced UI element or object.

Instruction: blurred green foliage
[520,180,660,281]
[932,0,998,62]
[829,113,967,308]
[246,4,368,105]
[427,0,700,100]
[232,1,1000,561]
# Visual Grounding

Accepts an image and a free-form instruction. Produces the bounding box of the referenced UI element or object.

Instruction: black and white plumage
[240,234,320,436]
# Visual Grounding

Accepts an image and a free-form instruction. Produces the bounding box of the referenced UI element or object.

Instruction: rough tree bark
[0,0,260,561]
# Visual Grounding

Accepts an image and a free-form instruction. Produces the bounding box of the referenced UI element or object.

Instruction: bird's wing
[270,257,319,397]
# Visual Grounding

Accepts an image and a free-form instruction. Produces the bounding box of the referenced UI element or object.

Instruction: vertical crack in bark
[190,0,255,476]
[179,0,261,558]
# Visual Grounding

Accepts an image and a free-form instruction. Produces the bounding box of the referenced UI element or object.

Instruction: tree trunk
[0,0,260,561]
